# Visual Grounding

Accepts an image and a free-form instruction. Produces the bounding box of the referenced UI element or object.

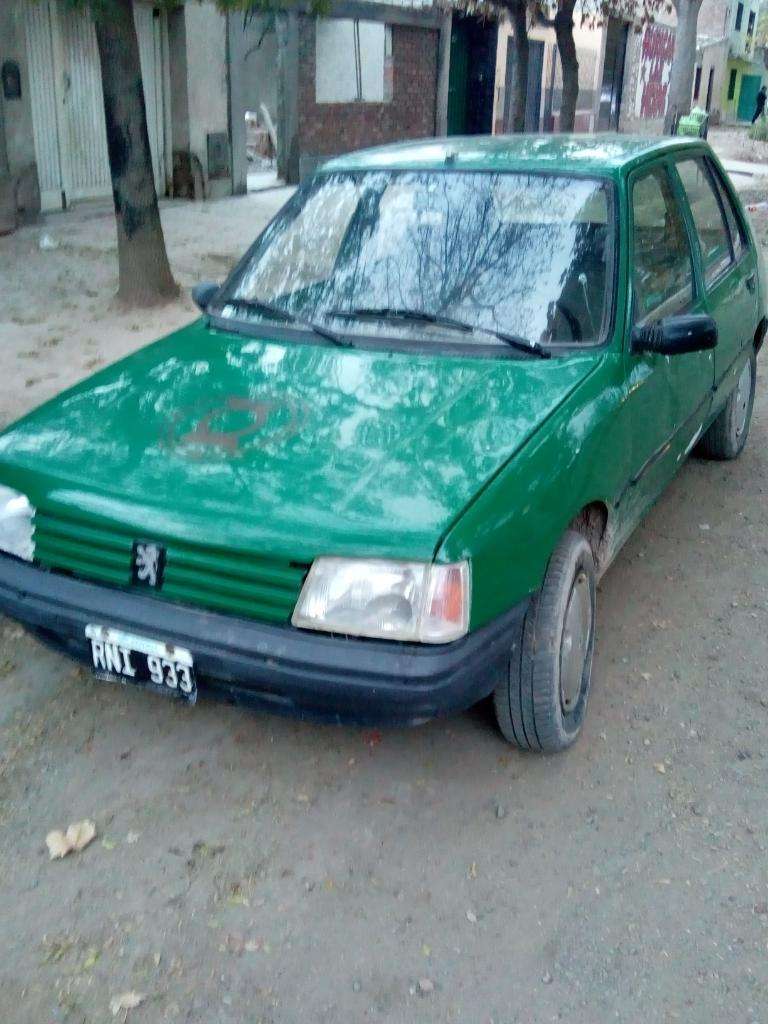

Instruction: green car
[0,136,763,752]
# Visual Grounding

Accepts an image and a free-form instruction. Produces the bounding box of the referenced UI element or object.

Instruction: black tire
[697,350,756,461]
[493,530,596,753]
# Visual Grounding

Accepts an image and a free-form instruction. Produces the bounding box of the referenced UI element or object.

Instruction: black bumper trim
[0,556,528,726]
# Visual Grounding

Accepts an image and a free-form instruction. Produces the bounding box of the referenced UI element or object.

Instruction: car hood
[0,321,601,561]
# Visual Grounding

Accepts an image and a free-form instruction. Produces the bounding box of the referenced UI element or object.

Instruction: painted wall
[492,13,605,134]
[228,13,279,195]
[695,38,730,123]
[720,56,766,121]
[180,1,229,198]
[619,9,677,134]
[0,0,36,175]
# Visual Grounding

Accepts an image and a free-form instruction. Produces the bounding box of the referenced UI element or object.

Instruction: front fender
[437,353,631,630]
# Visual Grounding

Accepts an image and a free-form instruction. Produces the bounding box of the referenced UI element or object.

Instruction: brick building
[228,0,451,188]
[293,7,445,181]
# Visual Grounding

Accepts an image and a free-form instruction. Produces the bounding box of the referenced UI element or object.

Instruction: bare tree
[89,0,178,306]
[507,1,532,131]
[67,0,320,307]
[553,0,579,131]
[664,0,704,132]
[531,0,664,133]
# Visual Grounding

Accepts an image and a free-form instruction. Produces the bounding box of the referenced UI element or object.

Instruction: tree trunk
[664,0,703,134]
[554,1,579,133]
[509,1,529,132]
[93,0,177,305]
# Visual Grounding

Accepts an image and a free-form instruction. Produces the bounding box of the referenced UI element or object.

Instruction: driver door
[620,161,714,529]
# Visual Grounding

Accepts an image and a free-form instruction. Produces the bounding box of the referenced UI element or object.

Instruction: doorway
[24,1,168,211]
[245,108,278,192]
[447,15,498,135]
[597,18,629,131]
[737,73,762,122]
[705,67,715,111]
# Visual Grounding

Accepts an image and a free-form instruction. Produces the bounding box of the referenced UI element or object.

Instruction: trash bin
[676,107,710,138]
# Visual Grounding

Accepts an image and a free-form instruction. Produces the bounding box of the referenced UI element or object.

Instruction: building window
[728,68,738,100]
[735,2,744,30]
[315,20,393,104]
[694,65,702,100]
[748,10,756,35]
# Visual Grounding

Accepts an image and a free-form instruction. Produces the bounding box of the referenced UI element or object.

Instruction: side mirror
[191,281,220,313]
[632,314,718,356]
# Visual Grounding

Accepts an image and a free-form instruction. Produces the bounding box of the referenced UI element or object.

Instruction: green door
[737,74,761,121]
[447,26,469,135]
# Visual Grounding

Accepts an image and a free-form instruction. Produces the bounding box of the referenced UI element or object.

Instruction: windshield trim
[211,168,619,357]
[206,313,563,361]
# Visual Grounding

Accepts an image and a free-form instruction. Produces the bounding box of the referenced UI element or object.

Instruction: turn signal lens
[292,558,470,643]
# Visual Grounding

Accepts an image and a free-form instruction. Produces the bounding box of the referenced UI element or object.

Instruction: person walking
[752,85,767,124]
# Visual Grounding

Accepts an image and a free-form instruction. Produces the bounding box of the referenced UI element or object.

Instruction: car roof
[320,134,707,179]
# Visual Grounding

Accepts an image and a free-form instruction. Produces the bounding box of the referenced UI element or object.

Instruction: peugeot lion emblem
[132,541,166,589]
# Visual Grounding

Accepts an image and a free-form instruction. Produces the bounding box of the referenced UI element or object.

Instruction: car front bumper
[0,555,528,726]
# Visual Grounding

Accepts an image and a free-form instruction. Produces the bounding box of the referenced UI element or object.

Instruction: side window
[631,166,694,322]
[709,163,747,262]
[676,158,733,285]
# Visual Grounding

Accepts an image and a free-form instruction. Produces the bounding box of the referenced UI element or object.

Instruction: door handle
[745,273,757,294]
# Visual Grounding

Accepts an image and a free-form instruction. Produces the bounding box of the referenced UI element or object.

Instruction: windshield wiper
[473,326,551,359]
[217,297,351,348]
[325,306,473,334]
[325,306,549,359]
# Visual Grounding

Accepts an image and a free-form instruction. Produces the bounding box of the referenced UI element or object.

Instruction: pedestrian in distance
[752,84,767,124]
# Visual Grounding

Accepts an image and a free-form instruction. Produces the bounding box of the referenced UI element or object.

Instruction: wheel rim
[560,571,592,714]
[733,360,752,440]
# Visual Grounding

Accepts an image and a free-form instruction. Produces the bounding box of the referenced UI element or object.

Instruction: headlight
[292,557,470,643]
[0,485,35,561]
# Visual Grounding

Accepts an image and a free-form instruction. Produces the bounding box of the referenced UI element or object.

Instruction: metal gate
[24,0,168,211]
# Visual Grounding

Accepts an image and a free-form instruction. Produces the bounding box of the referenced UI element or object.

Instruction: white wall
[183,1,229,198]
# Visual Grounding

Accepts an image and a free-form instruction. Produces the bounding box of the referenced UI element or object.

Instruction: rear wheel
[493,530,596,753]
[697,351,756,461]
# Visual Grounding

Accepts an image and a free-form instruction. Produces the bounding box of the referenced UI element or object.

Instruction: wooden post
[435,10,452,137]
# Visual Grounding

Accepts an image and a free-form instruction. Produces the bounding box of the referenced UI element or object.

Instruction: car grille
[33,508,308,624]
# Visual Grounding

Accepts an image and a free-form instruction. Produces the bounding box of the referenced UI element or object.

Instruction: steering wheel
[553,301,582,342]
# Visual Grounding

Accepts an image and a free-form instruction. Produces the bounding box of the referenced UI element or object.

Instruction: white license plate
[85,624,196,702]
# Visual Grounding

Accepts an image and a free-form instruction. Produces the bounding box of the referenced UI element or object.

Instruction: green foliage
[749,115,768,142]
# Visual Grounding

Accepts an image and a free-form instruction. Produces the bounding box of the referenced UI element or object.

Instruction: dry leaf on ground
[109,991,145,1016]
[45,819,96,859]
[45,830,71,859]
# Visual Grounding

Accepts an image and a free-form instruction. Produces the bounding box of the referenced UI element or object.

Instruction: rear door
[620,160,714,528]
[672,155,758,412]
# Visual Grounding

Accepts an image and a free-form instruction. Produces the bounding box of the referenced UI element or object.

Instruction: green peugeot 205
[0,136,763,752]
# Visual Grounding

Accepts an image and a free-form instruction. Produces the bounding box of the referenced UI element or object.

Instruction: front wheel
[493,530,596,753]
[697,350,756,461]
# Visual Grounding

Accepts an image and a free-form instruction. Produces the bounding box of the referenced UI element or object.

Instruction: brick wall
[297,17,438,177]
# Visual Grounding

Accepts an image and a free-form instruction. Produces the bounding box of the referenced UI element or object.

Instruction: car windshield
[215,170,614,349]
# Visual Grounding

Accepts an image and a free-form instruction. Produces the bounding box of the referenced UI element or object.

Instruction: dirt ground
[2,163,768,1024]
[710,125,768,166]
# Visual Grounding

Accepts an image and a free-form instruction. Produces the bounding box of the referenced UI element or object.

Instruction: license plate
[85,624,197,703]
